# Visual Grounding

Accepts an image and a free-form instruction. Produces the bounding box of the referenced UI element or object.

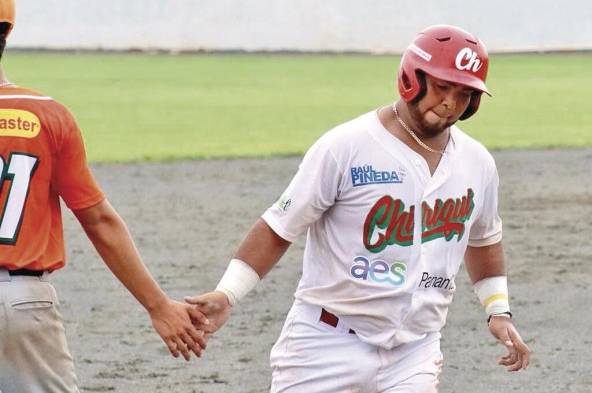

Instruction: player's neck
[377,103,448,175]
[379,104,449,151]
[0,66,11,86]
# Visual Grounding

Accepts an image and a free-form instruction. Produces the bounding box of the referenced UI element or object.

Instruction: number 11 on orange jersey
[0,152,39,244]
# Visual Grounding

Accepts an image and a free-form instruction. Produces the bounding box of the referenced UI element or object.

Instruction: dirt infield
[55,149,591,393]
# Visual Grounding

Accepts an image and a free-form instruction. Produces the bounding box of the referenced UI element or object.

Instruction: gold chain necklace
[392,104,447,155]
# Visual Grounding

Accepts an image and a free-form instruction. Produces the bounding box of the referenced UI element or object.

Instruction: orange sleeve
[52,107,105,210]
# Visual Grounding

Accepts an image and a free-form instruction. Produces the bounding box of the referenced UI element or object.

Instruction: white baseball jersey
[262,110,502,349]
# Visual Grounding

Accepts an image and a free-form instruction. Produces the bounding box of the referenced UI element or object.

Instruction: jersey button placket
[413,159,430,186]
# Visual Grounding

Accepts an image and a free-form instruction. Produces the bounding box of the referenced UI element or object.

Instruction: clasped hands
[149,293,532,369]
[148,291,231,361]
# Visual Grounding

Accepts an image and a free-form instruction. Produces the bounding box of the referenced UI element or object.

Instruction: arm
[73,199,208,361]
[235,218,292,278]
[465,242,531,371]
[184,218,291,334]
[465,241,506,283]
[186,133,339,336]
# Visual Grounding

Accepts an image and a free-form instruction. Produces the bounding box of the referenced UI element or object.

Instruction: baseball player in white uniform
[186,25,530,392]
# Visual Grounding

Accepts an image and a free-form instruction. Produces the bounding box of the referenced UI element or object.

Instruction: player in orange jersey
[0,2,207,392]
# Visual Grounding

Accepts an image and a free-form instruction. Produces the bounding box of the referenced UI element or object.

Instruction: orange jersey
[0,86,105,271]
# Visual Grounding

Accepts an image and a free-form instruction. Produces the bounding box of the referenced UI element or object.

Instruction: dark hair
[409,70,427,105]
[0,22,11,61]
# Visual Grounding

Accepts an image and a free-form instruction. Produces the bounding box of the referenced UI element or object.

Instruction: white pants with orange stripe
[270,300,443,393]
[0,269,79,393]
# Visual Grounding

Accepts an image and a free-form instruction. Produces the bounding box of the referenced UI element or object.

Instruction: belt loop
[0,267,11,282]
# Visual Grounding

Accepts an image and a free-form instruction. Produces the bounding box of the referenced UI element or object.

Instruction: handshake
[148,291,232,361]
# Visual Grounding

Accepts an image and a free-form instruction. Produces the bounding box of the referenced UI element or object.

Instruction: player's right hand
[148,297,209,361]
[184,291,232,338]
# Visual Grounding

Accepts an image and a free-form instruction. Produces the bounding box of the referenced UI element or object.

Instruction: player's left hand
[488,315,531,372]
[148,297,210,361]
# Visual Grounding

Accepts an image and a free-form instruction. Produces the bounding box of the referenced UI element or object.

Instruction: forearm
[466,245,530,370]
[233,218,291,278]
[465,241,511,317]
[75,201,167,312]
[213,218,291,306]
[464,241,506,284]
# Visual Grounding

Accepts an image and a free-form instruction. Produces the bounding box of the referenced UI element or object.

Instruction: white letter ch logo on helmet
[455,47,482,72]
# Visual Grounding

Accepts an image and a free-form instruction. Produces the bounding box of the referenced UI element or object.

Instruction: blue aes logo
[350,256,407,287]
[351,165,404,187]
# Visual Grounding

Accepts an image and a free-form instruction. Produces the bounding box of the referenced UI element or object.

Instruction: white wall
[8,0,592,53]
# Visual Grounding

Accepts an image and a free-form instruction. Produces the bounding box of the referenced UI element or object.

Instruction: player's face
[409,74,474,138]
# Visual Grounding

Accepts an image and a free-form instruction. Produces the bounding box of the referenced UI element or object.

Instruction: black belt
[320,308,356,334]
[8,269,44,277]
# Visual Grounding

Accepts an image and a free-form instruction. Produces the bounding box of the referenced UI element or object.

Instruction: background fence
[9,0,592,53]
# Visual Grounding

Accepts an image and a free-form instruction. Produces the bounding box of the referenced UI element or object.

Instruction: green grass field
[4,51,591,162]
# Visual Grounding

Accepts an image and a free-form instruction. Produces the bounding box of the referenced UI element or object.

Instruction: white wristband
[473,276,510,316]
[215,258,260,307]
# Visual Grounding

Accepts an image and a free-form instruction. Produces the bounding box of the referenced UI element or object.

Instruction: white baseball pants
[270,300,442,393]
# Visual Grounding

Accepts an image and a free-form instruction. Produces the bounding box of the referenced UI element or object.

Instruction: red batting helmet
[398,25,491,120]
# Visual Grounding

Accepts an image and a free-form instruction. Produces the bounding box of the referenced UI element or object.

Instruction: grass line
[5,52,591,162]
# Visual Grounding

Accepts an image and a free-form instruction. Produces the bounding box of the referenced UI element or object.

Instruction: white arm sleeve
[262,136,343,242]
[468,163,503,247]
